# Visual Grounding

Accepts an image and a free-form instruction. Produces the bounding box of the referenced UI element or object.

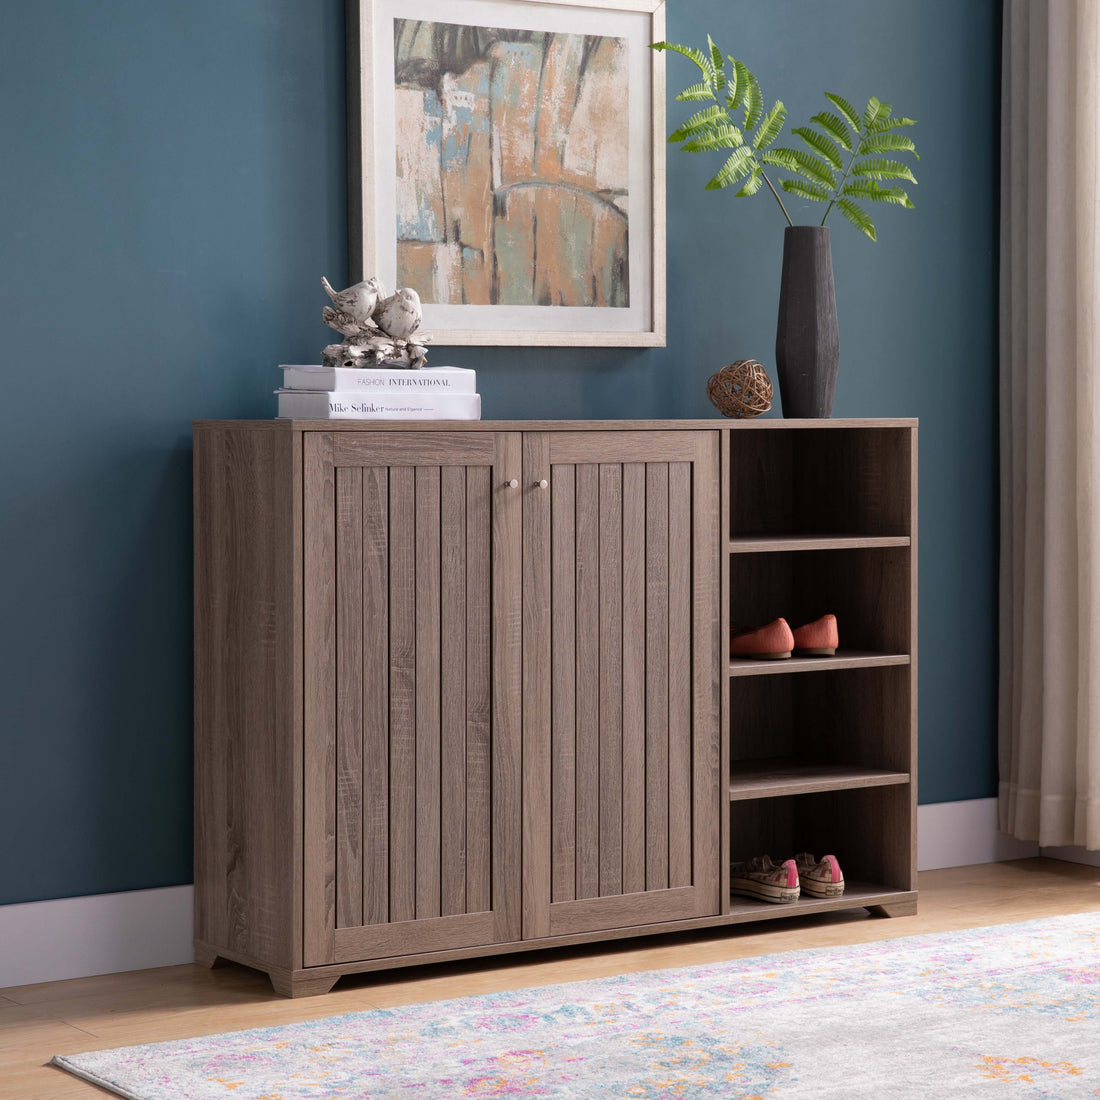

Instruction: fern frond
[843,181,914,208]
[809,111,853,151]
[863,96,890,129]
[837,197,877,241]
[752,102,787,150]
[707,36,726,91]
[651,41,714,81]
[852,157,917,184]
[824,93,862,134]
[704,147,756,191]
[668,104,726,144]
[676,81,716,103]
[762,147,836,189]
[858,133,919,158]
[866,114,917,134]
[780,178,832,203]
[744,71,764,129]
[736,168,765,197]
[682,124,745,153]
[732,60,752,111]
[792,125,843,170]
[726,56,741,112]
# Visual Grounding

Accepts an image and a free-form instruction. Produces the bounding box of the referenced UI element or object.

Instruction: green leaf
[866,114,917,134]
[824,93,862,134]
[725,56,741,112]
[852,157,918,184]
[858,133,919,158]
[675,81,716,103]
[668,104,726,143]
[762,147,837,189]
[682,123,744,153]
[744,72,764,129]
[863,96,890,129]
[780,178,832,203]
[843,181,915,208]
[792,125,843,169]
[704,147,756,190]
[752,102,787,150]
[732,59,752,111]
[837,197,877,240]
[736,168,765,197]
[809,111,853,151]
[651,41,714,80]
[707,36,726,91]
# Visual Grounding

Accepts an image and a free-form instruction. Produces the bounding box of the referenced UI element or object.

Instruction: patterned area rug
[53,912,1100,1098]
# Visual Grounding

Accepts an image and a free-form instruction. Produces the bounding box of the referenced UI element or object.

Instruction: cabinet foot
[194,942,230,969]
[269,970,340,998]
[867,900,917,918]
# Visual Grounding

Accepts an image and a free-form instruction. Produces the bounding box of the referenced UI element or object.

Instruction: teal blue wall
[0,0,999,905]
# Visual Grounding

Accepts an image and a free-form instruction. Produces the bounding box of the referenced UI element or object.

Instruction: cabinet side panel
[194,425,299,970]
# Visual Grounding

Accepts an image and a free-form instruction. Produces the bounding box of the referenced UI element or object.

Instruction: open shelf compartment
[729,546,912,661]
[727,786,914,914]
[729,665,912,794]
[728,426,913,540]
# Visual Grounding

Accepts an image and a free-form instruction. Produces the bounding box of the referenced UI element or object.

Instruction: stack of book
[275,364,480,420]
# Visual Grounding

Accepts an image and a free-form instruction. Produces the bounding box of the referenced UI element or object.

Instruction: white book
[279,364,476,393]
[276,390,481,421]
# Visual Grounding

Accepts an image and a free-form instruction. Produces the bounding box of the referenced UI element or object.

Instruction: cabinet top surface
[194,417,917,432]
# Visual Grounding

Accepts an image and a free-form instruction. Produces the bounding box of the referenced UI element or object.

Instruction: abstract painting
[350,0,665,346]
[394,20,629,311]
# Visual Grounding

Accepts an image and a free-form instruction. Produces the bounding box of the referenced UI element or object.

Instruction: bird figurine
[321,275,383,325]
[373,288,422,342]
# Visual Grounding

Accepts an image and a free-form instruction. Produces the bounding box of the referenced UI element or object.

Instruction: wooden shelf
[728,650,910,677]
[726,881,915,920]
[729,760,910,801]
[728,534,910,553]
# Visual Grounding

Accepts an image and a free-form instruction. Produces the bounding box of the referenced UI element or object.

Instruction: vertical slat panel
[522,433,552,939]
[465,465,492,914]
[646,462,670,890]
[574,463,601,900]
[598,464,623,897]
[621,462,647,895]
[362,467,389,926]
[303,433,336,966]
[440,467,467,916]
[387,467,417,923]
[668,461,693,888]
[335,467,364,929]
[415,466,442,920]
[492,433,524,941]
[551,466,577,903]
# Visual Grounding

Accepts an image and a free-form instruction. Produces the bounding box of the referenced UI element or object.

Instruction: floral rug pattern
[53,911,1100,1098]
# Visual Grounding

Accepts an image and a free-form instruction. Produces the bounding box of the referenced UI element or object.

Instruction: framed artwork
[348,0,666,346]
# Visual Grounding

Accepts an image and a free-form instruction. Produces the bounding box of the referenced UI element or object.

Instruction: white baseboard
[0,885,194,989]
[1040,845,1100,867]
[917,797,1038,870]
[0,799,1049,990]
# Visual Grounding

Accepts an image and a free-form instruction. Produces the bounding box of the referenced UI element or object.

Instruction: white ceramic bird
[373,288,422,341]
[321,276,383,324]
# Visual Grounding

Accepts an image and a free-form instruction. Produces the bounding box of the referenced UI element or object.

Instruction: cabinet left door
[303,431,523,966]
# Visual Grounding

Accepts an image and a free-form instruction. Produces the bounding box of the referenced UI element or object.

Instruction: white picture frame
[348,0,666,347]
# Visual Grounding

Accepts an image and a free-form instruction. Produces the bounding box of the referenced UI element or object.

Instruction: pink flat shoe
[730,617,794,660]
[791,614,838,656]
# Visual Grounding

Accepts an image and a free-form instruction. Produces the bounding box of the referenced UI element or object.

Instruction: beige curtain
[1000,0,1100,849]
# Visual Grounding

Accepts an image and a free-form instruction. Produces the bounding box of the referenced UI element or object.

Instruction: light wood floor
[3,858,1097,1099]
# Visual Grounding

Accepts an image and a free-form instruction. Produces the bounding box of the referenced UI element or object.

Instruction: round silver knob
[537,479,548,489]
[507,478,519,488]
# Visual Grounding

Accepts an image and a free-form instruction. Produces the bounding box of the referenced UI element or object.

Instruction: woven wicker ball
[707,359,773,419]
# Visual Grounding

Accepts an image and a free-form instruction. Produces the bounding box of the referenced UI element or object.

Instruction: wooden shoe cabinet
[193,418,916,996]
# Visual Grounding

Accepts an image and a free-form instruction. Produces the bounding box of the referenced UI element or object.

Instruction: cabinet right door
[522,430,722,939]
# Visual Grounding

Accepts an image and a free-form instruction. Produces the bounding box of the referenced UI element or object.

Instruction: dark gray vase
[775,226,839,418]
